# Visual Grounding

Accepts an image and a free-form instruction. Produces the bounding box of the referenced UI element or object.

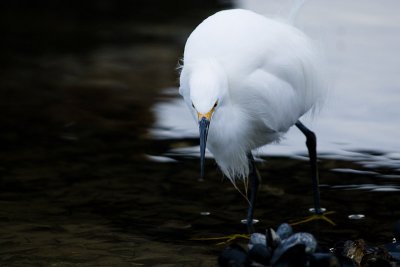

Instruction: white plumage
[179,9,325,180]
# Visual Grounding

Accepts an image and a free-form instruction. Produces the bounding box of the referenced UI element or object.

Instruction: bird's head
[182,59,228,179]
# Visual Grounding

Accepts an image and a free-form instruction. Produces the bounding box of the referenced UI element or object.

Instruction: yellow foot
[290,211,336,226]
[191,233,250,245]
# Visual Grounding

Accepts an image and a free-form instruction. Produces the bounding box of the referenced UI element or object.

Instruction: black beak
[199,117,210,180]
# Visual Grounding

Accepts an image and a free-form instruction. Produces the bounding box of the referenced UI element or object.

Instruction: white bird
[179,9,326,232]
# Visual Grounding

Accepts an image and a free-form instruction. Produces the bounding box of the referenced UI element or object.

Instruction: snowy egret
[179,9,327,232]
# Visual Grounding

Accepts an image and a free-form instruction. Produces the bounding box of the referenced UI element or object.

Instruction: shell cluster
[218,221,400,267]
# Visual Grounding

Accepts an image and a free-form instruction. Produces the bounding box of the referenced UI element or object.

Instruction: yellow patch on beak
[197,106,215,121]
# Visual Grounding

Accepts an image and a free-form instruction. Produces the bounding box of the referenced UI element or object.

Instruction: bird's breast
[207,106,280,156]
[205,105,281,180]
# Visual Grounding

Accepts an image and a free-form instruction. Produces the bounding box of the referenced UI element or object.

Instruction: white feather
[179,9,325,181]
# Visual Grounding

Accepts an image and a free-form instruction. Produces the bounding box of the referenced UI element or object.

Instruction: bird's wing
[232,68,306,133]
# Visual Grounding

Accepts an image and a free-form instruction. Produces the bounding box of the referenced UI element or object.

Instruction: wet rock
[218,244,249,267]
[276,223,293,240]
[271,232,317,265]
[273,244,307,266]
[266,228,281,250]
[249,232,266,247]
[219,220,400,267]
[248,244,271,265]
[333,237,400,267]
[332,241,357,266]
[343,239,365,266]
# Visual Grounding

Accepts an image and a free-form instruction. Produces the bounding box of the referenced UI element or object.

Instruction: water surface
[0,1,399,266]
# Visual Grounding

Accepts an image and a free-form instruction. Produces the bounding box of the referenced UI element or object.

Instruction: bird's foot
[191,233,250,245]
[289,211,336,226]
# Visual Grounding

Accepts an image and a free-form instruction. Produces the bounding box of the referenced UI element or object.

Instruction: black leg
[295,120,323,215]
[246,153,260,233]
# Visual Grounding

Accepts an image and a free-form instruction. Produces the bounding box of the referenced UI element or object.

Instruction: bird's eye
[192,102,195,109]
[213,101,218,108]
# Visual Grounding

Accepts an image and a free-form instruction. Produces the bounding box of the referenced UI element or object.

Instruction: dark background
[0,1,235,265]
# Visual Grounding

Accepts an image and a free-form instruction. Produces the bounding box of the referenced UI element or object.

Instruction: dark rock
[272,244,307,267]
[218,244,250,267]
[276,223,293,240]
[248,244,271,265]
[266,228,281,250]
[271,232,317,265]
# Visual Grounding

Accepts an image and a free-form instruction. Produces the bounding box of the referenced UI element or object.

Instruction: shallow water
[1,1,400,266]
